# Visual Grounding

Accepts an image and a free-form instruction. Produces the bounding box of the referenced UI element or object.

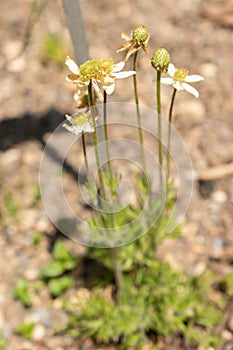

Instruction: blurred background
[0,0,232,349]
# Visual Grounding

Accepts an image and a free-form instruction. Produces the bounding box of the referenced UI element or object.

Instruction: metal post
[62,0,89,65]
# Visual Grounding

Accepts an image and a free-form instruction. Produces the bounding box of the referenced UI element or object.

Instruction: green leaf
[40,260,65,279]
[48,276,74,297]
[13,279,32,308]
[16,322,35,340]
[53,241,77,269]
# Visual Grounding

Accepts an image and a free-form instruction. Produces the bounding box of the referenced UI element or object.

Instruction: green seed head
[174,68,188,82]
[151,48,170,72]
[133,25,150,45]
[80,60,101,80]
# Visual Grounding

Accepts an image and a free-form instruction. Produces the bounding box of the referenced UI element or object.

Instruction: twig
[196,162,233,181]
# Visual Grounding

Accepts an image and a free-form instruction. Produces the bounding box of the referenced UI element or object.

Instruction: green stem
[166,88,177,183]
[88,80,106,199]
[89,82,123,293]
[81,132,89,176]
[110,247,123,292]
[103,91,114,187]
[103,92,123,293]
[133,51,146,172]
[156,71,163,188]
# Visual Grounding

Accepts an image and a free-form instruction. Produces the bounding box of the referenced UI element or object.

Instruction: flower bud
[132,25,150,45]
[151,48,170,72]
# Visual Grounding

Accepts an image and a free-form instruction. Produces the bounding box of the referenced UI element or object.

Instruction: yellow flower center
[100,58,114,74]
[133,25,150,44]
[73,113,89,127]
[174,68,188,82]
[79,60,101,80]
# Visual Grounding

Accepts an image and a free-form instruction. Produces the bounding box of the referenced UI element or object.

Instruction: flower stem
[110,247,123,292]
[133,51,146,172]
[88,82,123,293]
[166,88,177,183]
[156,71,163,188]
[88,80,106,199]
[103,91,114,188]
[103,91,123,293]
[81,132,89,176]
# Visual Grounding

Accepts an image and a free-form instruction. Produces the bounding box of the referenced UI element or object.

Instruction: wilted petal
[185,74,204,83]
[66,73,80,83]
[161,77,174,85]
[92,80,104,101]
[116,42,132,53]
[182,82,199,97]
[124,45,139,61]
[65,56,80,74]
[114,70,136,79]
[121,32,131,41]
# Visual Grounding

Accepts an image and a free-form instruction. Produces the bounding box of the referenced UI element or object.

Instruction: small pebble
[192,261,206,275]
[24,268,39,281]
[35,217,50,232]
[0,148,21,168]
[7,56,26,73]
[2,40,21,59]
[210,237,224,259]
[32,324,46,341]
[212,190,227,203]
[222,330,233,341]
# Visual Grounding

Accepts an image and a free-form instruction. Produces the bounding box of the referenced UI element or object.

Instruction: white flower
[161,63,204,98]
[65,56,103,101]
[100,60,136,95]
[62,111,95,136]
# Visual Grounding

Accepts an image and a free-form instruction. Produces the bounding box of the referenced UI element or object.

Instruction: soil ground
[0,0,233,349]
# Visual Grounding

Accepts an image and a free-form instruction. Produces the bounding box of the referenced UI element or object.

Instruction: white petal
[103,83,115,95]
[185,74,204,83]
[173,81,184,91]
[83,123,94,133]
[63,123,80,136]
[161,77,174,85]
[103,75,115,84]
[114,71,136,79]
[112,61,125,73]
[65,56,80,74]
[182,82,199,97]
[168,63,176,77]
[64,114,72,122]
